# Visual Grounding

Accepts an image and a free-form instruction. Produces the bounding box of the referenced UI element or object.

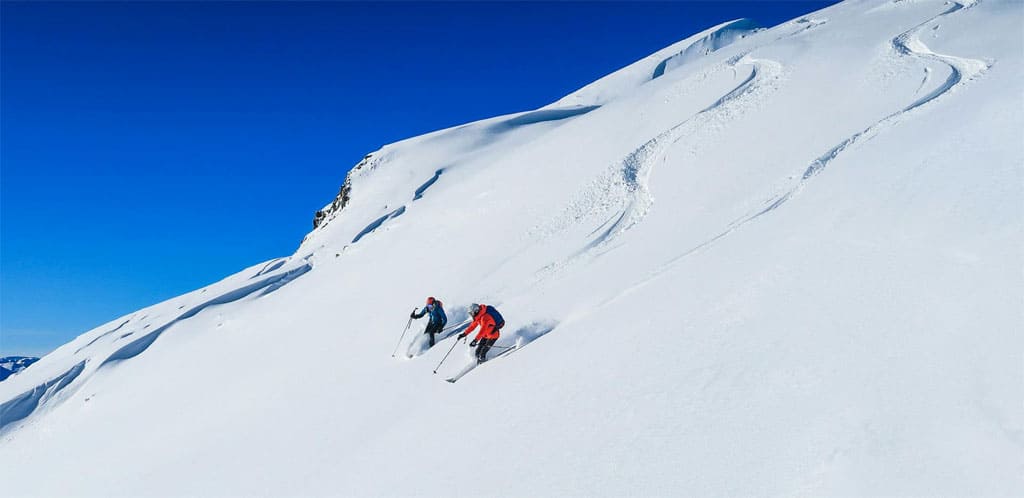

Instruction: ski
[445,362,476,383]
[444,344,520,383]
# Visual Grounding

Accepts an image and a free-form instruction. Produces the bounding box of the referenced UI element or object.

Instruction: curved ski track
[605,0,989,304]
[531,55,782,284]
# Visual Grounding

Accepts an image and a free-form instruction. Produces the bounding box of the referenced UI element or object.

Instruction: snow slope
[2,0,1021,495]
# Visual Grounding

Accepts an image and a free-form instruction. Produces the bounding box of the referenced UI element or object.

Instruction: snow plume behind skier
[459,303,504,363]
[411,297,447,347]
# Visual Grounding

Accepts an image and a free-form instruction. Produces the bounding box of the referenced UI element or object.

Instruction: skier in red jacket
[458,303,504,363]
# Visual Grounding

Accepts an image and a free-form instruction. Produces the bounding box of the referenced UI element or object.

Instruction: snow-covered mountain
[0,357,38,382]
[2,0,1021,495]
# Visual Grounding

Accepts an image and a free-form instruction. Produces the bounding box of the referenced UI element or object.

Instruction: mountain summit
[2,0,1021,495]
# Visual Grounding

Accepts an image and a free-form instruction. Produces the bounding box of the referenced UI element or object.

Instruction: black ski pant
[475,337,498,362]
[424,321,444,347]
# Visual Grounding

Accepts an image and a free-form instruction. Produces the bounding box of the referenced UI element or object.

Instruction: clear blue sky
[1,1,837,357]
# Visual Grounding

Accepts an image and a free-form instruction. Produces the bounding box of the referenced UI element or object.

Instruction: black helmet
[469,303,481,316]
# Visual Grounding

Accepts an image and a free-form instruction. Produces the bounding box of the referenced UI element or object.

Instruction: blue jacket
[414,303,447,325]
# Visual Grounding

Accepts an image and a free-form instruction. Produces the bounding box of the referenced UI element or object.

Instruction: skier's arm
[461,317,480,338]
[411,307,427,319]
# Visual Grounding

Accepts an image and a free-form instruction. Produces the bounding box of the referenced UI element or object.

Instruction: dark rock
[311,153,375,230]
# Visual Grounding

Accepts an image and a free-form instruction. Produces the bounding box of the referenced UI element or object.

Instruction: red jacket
[464,305,501,340]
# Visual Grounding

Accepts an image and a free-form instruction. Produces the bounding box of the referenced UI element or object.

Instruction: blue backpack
[485,306,504,328]
[430,302,447,325]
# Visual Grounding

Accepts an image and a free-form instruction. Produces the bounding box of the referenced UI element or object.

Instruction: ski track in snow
[533,54,783,282]
[404,321,470,358]
[733,0,987,243]
[531,14,839,280]
[441,321,558,382]
[606,0,989,305]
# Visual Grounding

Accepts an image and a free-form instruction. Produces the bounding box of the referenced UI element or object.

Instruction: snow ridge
[0,361,84,432]
[0,259,312,434]
[651,18,761,79]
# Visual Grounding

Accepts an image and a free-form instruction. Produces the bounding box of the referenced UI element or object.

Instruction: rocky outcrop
[313,176,352,229]
[312,153,376,230]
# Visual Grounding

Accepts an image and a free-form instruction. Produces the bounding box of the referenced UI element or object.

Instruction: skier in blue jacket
[411,297,447,347]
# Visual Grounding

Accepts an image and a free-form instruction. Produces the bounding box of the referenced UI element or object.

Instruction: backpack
[433,301,447,324]
[485,306,504,328]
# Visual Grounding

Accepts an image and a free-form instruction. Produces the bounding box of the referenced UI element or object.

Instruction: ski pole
[433,335,465,374]
[391,307,418,358]
[440,320,469,333]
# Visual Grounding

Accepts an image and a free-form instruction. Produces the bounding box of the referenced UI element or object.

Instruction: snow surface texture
[2,0,1022,496]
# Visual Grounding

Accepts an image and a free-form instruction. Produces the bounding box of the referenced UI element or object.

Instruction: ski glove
[410,312,416,318]
[470,340,478,347]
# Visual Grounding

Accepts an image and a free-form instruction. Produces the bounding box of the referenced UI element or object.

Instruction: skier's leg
[427,323,437,347]
[475,340,486,363]
[478,338,495,362]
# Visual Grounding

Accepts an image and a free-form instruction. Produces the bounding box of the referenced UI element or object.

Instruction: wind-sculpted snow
[490,106,600,131]
[412,169,444,201]
[0,260,312,434]
[351,206,406,244]
[651,18,761,79]
[103,264,311,365]
[72,318,131,354]
[0,361,84,432]
[108,262,313,364]
[552,18,769,107]
[251,258,287,278]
